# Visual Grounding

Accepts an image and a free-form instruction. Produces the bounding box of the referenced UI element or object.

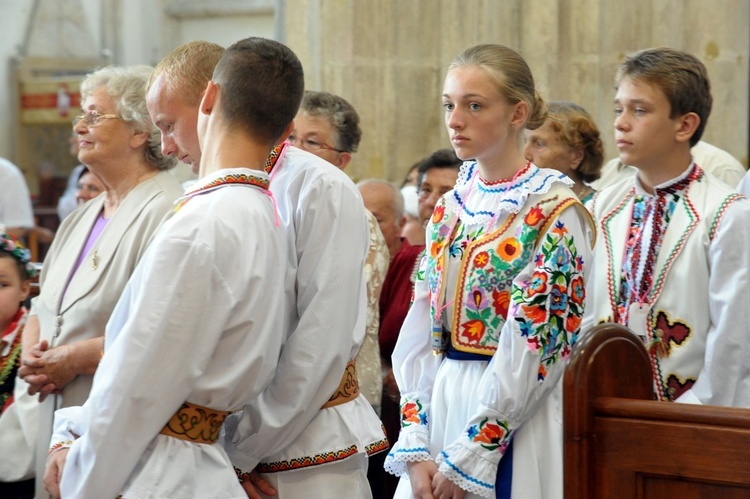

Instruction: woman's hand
[19,340,57,400]
[432,470,466,499]
[407,460,439,499]
[20,337,104,401]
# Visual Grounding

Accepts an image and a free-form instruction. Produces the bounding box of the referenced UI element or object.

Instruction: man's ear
[675,112,700,144]
[200,81,218,116]
[277,120,295,144]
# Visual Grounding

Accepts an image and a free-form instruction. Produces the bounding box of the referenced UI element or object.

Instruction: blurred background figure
[0,158,35,241]
[524,100,604,203]
[74,167,104,205]
[56,132,87,222]
[400,161,419,188]
[400,183,423,246]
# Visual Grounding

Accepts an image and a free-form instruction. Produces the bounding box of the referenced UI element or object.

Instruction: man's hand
[44,448,69,499]
[241,470,277,499]
[432,470,466,499]
[407,460,438,499]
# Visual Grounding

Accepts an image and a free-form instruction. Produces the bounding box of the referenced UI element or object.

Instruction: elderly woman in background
[17,65,183,498]
[524,100,604,204]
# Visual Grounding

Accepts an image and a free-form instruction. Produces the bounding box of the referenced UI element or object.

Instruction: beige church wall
[1,1,746,189]
[281,0,749,183]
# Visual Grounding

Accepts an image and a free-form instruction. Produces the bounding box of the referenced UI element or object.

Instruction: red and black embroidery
[665,374,695,401]
[650,310,691,358]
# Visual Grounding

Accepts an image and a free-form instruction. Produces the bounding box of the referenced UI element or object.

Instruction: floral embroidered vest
[426,183,592,356]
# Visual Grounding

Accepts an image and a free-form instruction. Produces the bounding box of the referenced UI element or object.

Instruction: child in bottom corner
[0,227,36,498]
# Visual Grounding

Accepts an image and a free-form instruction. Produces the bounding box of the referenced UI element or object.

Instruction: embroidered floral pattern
[401,400,428,427]
[452,211,547,352]
[514,220,584,382]
[466,417,511,453]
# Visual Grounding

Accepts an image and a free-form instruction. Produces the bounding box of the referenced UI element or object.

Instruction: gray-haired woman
[17,65,183,498]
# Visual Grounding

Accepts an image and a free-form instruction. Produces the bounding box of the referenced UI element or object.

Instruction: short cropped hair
[415,148,462,189]
[547,101,604,183]
[615,47,712,146]
[148,40,225,106]
[213,37,304,147]
[81,65,176,170]
[299,91,362,153]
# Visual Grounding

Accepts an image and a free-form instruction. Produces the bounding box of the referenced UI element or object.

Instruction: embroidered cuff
[436,445,496,498]
[400,397,429,429]
[435,414,517,497]
[383,425,431,477]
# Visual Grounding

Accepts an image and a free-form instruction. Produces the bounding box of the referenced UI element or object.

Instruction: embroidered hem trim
[257,444,359,473]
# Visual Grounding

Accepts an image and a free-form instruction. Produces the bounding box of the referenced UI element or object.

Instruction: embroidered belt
[159,401,230,444]
[321,359,359,409]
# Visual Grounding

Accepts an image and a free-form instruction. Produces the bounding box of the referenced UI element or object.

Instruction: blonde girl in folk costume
[384,44,595,499]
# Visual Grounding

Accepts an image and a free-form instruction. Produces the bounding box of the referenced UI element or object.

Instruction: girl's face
[442,65,523,164]
[0,256,29,331]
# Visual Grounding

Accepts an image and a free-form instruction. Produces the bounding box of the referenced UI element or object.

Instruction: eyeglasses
[288,135,345,154]
[73,110,120,127]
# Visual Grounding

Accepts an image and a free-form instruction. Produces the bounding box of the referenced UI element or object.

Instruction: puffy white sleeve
[677,198,750,406]
[436,207,592,497]
[383,238,443,476]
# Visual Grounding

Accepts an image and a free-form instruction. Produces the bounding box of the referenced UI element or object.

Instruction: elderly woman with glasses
[523,101,604,204]
[17,65,183,497]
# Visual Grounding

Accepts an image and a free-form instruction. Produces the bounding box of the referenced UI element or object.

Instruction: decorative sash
[321,359,360,409]
[159,401,230,444]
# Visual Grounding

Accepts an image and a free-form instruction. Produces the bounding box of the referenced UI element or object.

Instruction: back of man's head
[214,37,304,147]
[299,91,362,153]
[148,40,225,106]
